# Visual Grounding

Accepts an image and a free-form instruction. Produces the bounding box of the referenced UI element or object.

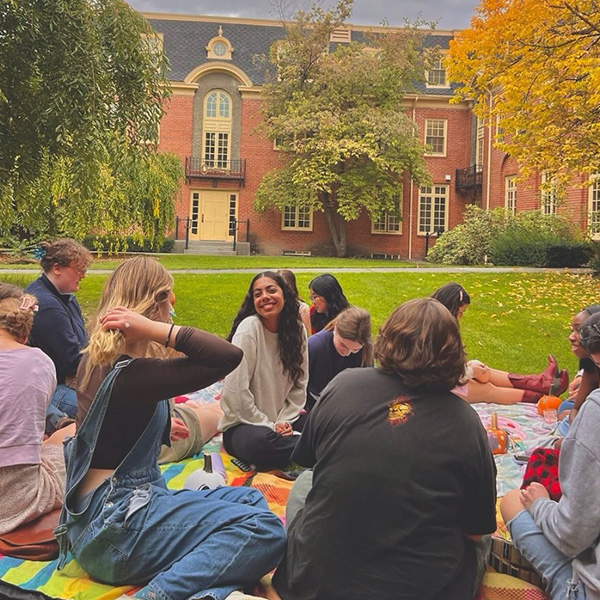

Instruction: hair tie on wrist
[165,323,175,347]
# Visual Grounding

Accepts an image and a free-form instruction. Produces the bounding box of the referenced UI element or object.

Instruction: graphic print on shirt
[387,396,413,426]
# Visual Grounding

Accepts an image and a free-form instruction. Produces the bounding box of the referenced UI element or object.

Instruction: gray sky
[127,0,481,31]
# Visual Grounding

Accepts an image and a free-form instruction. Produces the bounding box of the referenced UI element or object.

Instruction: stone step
[183,248,236,255]
[186,240,232,248]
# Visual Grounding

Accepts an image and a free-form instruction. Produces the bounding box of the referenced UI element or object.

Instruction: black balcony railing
[185,157,246,185]
[455,165,483,191]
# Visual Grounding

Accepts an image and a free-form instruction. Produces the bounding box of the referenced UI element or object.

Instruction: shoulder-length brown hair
[374,297,466,391]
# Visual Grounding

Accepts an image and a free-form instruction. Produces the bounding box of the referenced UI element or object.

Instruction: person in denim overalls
[56,258,286,600]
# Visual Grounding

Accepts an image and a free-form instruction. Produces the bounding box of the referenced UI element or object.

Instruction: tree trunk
[321,191,347,256]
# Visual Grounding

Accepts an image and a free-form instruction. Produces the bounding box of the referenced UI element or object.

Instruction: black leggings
[223,414,307,470]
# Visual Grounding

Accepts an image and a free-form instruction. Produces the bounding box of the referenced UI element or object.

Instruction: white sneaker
[224,591,265,600]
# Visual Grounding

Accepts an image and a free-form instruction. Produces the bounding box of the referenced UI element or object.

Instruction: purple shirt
[0,347,56,467]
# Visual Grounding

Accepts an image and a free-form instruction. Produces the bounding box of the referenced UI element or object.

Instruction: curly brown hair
[0,283,37,342]
[39,238,92,273]
[375,297,466,391]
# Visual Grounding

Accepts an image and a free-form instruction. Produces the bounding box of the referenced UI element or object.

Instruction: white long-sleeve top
[219,315,308,432]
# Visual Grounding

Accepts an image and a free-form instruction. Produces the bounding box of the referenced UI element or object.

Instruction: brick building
[145,12,597,258]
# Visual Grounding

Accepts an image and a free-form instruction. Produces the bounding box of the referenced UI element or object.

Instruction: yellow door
[200,191,229,241]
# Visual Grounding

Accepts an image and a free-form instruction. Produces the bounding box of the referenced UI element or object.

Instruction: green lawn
[2,270,597,378]
[0,254,417,271]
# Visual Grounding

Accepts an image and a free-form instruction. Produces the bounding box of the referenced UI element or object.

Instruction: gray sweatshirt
[530,388,600,599]
[219,315,308,431]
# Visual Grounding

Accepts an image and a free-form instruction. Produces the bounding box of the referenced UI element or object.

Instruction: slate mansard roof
[144,13,457,95]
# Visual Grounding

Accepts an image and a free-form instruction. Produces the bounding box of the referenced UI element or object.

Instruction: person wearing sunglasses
[26,238,92,433]
[305,306,373,412]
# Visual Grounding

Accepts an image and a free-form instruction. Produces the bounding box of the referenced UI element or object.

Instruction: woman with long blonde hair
[57,257,285,600]
[0,283,72,535]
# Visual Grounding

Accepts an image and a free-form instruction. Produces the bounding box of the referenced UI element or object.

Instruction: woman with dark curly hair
[274,297,497,600]
[220,271,308,470]
[308,273,350,334]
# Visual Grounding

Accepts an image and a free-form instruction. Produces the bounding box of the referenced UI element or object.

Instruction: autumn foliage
[448,0,600,180]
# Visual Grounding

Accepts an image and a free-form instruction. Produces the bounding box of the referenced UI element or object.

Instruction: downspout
[486,91,493,210]
[408,96,418,260]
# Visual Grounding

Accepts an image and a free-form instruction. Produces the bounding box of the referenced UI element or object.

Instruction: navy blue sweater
[306,328,363,411]
[25,274,87,384]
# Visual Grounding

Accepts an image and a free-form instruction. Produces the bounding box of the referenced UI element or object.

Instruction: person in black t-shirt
[273,297,497,600]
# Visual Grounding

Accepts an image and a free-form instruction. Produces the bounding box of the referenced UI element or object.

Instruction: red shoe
[520,390,543,404]
[550,369,569,397]
[508,354,568,396]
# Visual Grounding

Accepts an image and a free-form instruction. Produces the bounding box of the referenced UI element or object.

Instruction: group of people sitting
[0,239,598,600]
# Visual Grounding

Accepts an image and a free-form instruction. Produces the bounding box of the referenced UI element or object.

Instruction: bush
[584,242,600,275]
[83,235,174,254]
[427,206,589,267]
[491,230,592,268]
[426,206,508,265]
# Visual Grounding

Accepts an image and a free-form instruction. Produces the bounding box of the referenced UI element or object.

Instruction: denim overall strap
[55,359,132,569]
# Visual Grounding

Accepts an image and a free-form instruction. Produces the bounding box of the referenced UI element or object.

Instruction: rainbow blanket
[0,394,550,599]
[0,450,293,600]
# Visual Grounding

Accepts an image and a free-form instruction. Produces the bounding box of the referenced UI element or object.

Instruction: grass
[0,254,418,271]
[2,270,597,378]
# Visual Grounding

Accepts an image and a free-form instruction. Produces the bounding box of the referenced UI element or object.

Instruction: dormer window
[206,26,233,60]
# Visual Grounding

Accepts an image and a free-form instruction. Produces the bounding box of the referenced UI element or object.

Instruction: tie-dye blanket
[473,402,559,498]
[0,389,550,599]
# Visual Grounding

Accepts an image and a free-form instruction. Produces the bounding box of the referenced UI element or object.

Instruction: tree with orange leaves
[448,0,600,182]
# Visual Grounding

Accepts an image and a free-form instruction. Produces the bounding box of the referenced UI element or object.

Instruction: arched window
[203,90,232,169]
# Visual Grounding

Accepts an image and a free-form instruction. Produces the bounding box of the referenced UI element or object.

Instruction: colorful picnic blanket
[473,402,558,498]
[0,391,551,599]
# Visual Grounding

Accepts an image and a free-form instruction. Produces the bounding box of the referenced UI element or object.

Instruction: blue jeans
[509,510,587,600]
[58,361,286,600]
[50,383,78,417]
[71,482,285,600]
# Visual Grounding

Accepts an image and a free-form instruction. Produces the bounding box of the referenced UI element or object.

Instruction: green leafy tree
[0,0,178,247]
[255,0,432,256]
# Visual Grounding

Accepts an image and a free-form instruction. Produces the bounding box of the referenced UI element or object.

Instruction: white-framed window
[588,174,600,238]
[424,119,447,156]
[476,117,484,169]
[372,196,402,234]
[203,90,231,169]
[426,56,449,88]
[540,171,557,215]
[206,27,233,60]
[418,185,448,235]
[329,28,351,43]
[282,203,313,231]
[228,193,238,236]
[496,114,504,137]
[505,176,517,215]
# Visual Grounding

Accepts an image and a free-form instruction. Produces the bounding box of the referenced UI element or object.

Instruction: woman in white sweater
[220,271,308,470]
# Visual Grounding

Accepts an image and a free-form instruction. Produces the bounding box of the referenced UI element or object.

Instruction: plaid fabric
[478,571,548,600]
[521,448,562,501]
